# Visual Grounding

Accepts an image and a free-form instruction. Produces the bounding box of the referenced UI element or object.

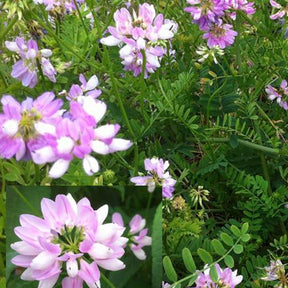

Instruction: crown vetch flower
[0,73,133,178]
[184,0,227,30]
[100,3,177,77]
[130,157,176,198]
[33,0,84,12]
[261,259,285,282]
[203,21,238,49]
[112,213,152,260]
[194,264,243,287]
[11,194,128,288]
[0,92,62,160]
[265,80,288,110]
[269,0,288,20]
[225,0,255,19]
[5,37,56,88]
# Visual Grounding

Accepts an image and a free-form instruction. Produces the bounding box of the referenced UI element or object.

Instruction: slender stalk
[140,49,149,123]
[103,47,139,173]
[207,137,280,155]
[0,15,18,42]
[145,191,153,220]
[100,273,116,288]
[72,0,89,36]
[12,186,41,216]
[0,160,6,196]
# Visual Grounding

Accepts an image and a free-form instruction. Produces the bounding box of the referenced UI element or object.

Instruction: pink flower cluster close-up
[130,157,176,198]
[185,0,255,48]
[0,73,132,178]
[11,194,128,288]
[100,3,178,77]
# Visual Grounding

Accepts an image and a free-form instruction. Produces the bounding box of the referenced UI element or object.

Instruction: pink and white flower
[203,20,238,49]
[194,264,243,287]
[269,0,288,20]
[112,213,152,260]
[11,194,128,288]
[130,157,176,198]
[5,37,56,88]
[265,80,288,110]
[100,3,177,77]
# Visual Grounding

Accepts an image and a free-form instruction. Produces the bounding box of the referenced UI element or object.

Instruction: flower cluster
[112,213,152,260]
[270,0,288,20]
[130,157,176,198]
[261,259,287,286]
[100,3,177,77]
[33,0,84,12]
[0,74,132,178]
[11,194,128,288]
[194,264,243,287]
[5,37,56,88]
[265,79,288,110]
[185,0,255,49]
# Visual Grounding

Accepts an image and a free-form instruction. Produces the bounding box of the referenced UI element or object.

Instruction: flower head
[194,264,243,287]
[0,92,62,160]
[261,259,285,282]
[203,21,238,49]
[5,37,56,88]
[270,0,288,20]
[184,0,227,30]
[11,194,128,288]
[130,157,176,198]
[265,80,288,110]
[112,213,152,260]
[100,3,177,77]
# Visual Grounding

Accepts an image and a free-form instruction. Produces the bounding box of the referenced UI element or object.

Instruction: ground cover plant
[0,0,288,287]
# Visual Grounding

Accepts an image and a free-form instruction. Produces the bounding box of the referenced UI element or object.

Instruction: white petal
[96,258,125,271]
[91,140,110,155]
[49,159,70,178]
[40,49,53,57]
[5,41,20,52]
[66,193,78,215]
[66,258,79,277]
[85,75,99,91]
[31,146,55,164]
[83,155,99,176]
[100,36,122,46]
[89,243,114,260]
[34,122,56,135]
[30,251,56,270]
[82,97,107,122]
[96,204,108,225]
[119,45,133,58]
[2,119,18,136]
[20,268,34,281]
[57,137,74,154]
[131,248,146,260]
[108,139,133,152]
[38,275,59,288]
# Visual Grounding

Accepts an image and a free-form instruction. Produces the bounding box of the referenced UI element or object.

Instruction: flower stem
[140,49,149,123]
[12,186,41,216]
[72,0,89,36]
[0,15,18,43]
[101,273,116,288]
[103,47,139,173]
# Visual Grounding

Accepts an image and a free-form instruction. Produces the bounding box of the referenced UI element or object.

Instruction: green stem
[72,0,89,36]
[0,160,5,196]
[12,186,41,216]
[100,273,116,288]
[33,163,40,185]
[206,71,228,126]
[140,50,149,123]
[0,15,18,42]
[103,47,139,173]
[145,191,153,220]
[207,137,280,155]
[32,12,101,71]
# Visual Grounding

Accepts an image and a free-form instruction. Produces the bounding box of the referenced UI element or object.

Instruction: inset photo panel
[6,186,161,288]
